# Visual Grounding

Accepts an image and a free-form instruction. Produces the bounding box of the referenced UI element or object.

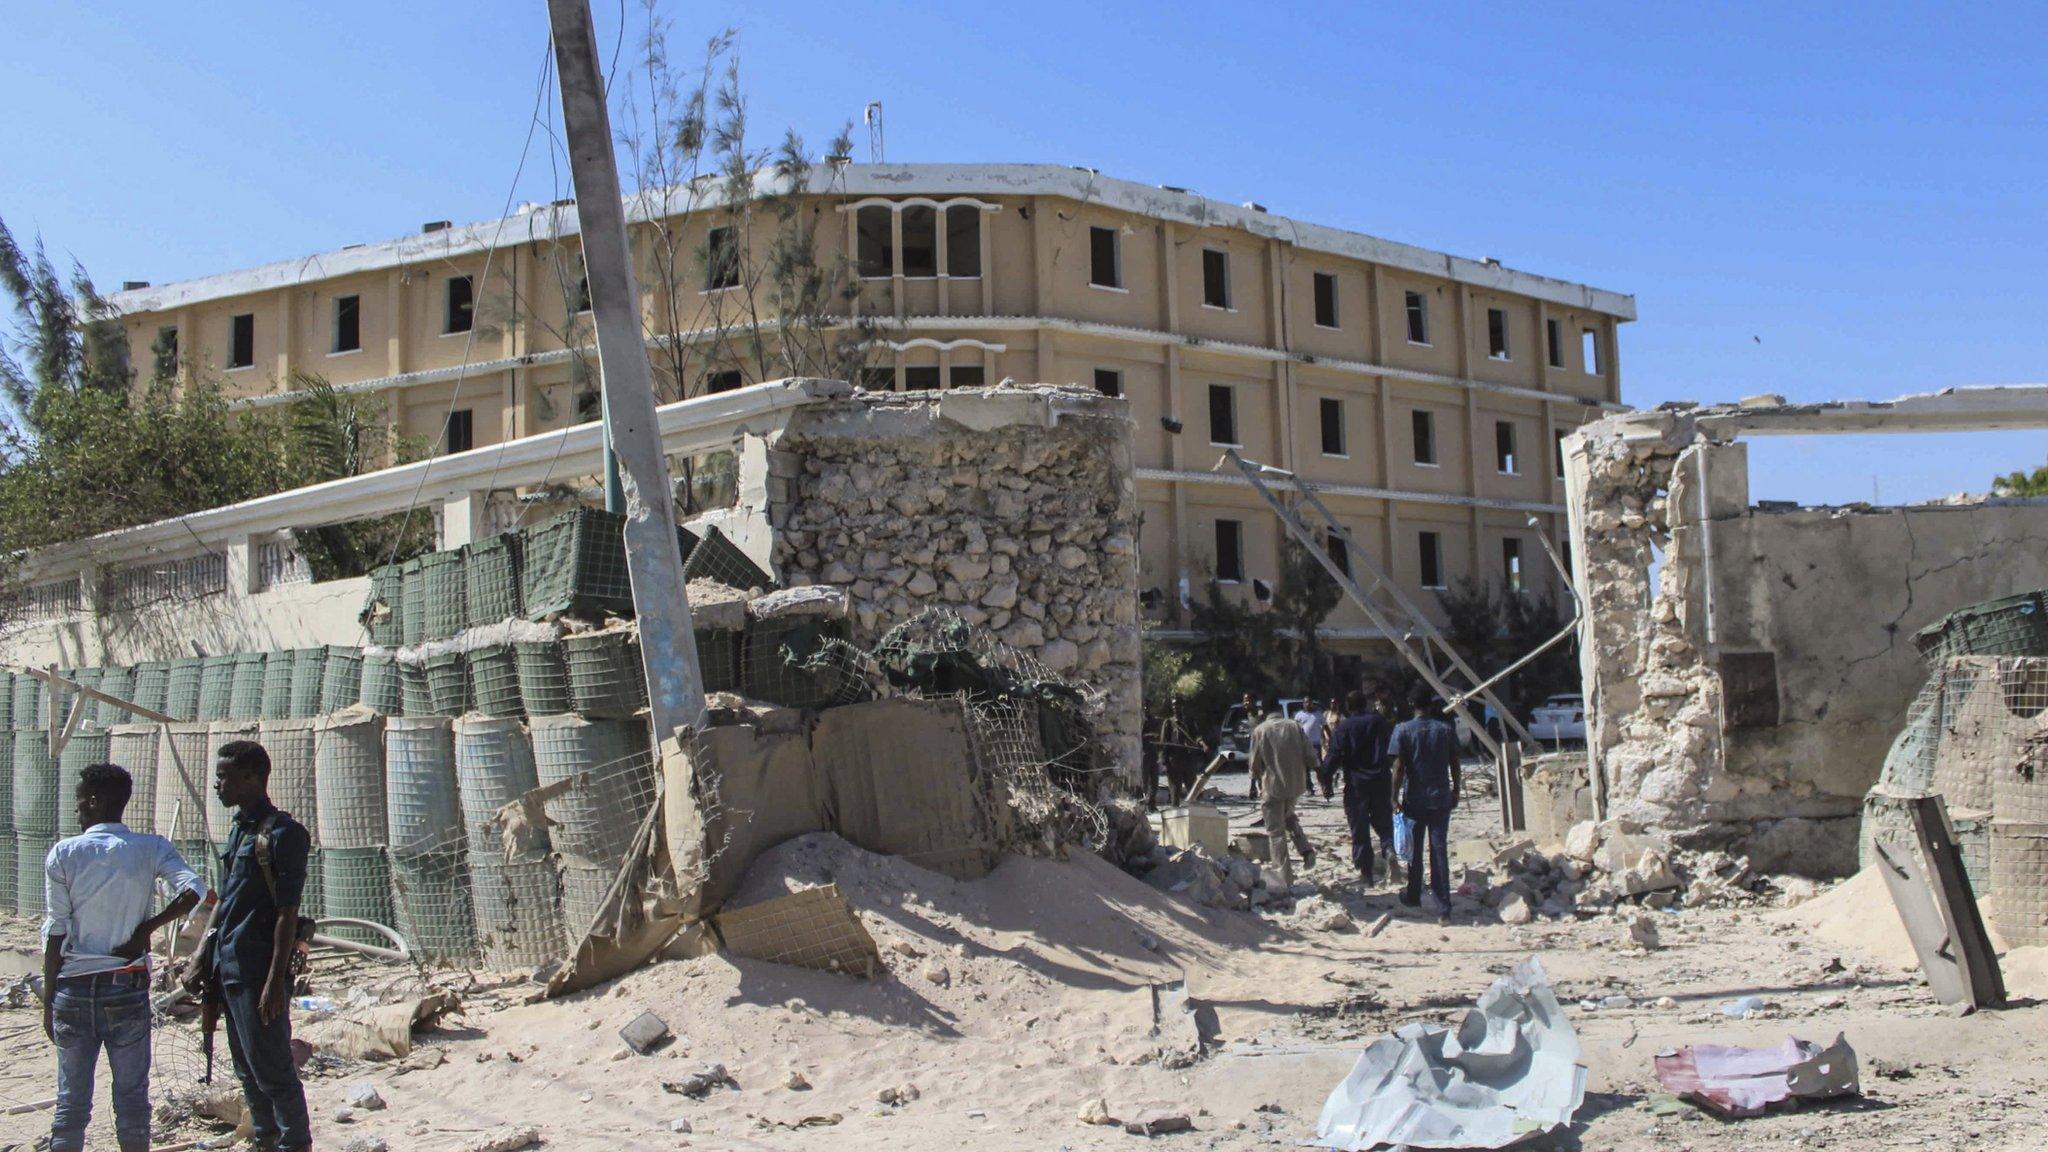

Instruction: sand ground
[2,768,2043,1151]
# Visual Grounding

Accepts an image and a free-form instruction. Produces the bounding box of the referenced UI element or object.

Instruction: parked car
[1528,693,1587,743]
[1214,698,1307,766]
[1456,702,1504,755]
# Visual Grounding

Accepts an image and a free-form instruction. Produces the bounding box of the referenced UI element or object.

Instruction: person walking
[1390,693,1462,923]
[1325,691,1397,885]
[42,763,208,1152]
[186,740,313,1152]
[1294,698,1327,794]
[1156,700,1209,805]
[1247,711,1317,887]
[1238,694,1262,800]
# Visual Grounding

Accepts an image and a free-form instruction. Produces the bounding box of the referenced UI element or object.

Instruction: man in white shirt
[1295,699,1327,768]
[42,762,208,1152]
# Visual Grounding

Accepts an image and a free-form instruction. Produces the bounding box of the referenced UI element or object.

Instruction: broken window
[1503,537,1524,593]
[1089,226,1121,288]
[945,205,981,277]
[445,275,475,334]
[1215,518,1244,582]
[445,408,474,454]
[1546,318,1563,368]
[1555,428,1568,478]
[1325,530,1351,577]
[1412,408,1437,465]
[1496,420,1518,474]
[1321,398,1345,456]
[1094,368,1123,397]
[1202,248,1231,308]
[1582,327,1601,375]
[856,206,893,277]
[900,206,938,277]
[1488,307,1510,360]
[333,295,360,354]
[1208,384,1238,446]
[705,226,740,290]
[703,369,743,393]
[1419,530,1444,589]
[1405,290,1430,344]
[1313,272,1339,328]
[156,325,178,374]
[228,313,255,368]
[902,366,941,391]
[949,364,984,388]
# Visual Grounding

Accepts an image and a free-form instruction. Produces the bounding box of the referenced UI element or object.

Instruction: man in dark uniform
[1390,693,1462,923]
[1324,690,1396,885]
[186,741,312,1151]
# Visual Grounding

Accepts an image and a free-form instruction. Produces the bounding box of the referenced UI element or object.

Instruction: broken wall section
[758,386,1143,781]
[1568,406,2048,875]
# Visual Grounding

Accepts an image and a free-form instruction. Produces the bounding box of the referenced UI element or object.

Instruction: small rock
[1654,996,1678,1010]
[877,1083,921,1106]
[669,1118,694,1134]
[1498,891,1535,925]
[333,1106,357,1124]
[785,1069,811,1091]
[341,1139,388,1152]
[1123,1109,1193,1136]
[1078,1096,1114,1126]
[663,1063,734,1099]
[346,1084,386,1112]
[1628,914,1662,950]
[923,962,951,987]
[890,940,921,958]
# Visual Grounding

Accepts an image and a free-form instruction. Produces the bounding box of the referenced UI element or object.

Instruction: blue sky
[4,2,2044,502]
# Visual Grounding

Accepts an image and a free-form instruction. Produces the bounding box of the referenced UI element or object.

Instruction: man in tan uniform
[1248,712,1318,887]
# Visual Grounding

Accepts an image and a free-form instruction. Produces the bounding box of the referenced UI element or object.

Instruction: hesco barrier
[228,653,267,719]
[108,725,160,836]
[0,726,12,834]
[288,648,328,720]
[453,717,545,858]
[195,656,234,721]
[424,653,472,717]
[400,559,427,646]
[558,860,614,949]
[13,729,56,838]
[58,669,93,724]
[386,718,459,858]
[320,846,394,946]
[366,563,405,646]
[360,654,403,715]
[15,834,54,918]
[680,523,774,591]
[521,507,635,619]
[173,839,218,892]
[0,830,15,913]
[465,532,523,626]
[132,662,170,717]
[57,731,111,838]
[321,646,364,713]
[563,631,646,719]
[398,659,431,717]
[391,847,477,961]
[205,722,258,842]
[420,550,468,642]
[260,650,295,718]
[314,711,386,849]
[10,675,39,730]
[0,674,10,730]
[165,658,203,722]
[96,666,137,725]
[697,629,741,694]
[530,714,653,871]
[1916,591,2048,662]
[515,642,570,716]
[472,857,562,968]
[466,645,523,718]
[743,617,858,710]
[259,719,320,846]
[154,724,213,843]
[1992,822,2048,948]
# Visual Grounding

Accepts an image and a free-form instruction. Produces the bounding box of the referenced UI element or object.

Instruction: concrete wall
[0,576,368,669]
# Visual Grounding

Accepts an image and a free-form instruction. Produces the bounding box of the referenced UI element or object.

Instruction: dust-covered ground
[2,769,2044,1151]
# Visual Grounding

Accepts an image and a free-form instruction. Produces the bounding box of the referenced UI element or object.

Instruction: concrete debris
[1138,843,1297,911]
[1078,1097,1115,1126]
[618,1010,672,1055]
[345,1084,385,1112]
[1316,957,1585,1150]
[340,1139,388,1152]
[662,1063,736,1099]
[1123,1109,1194,1136]
[877,1083,921,1106]
[784,1068,811,1090]
[1653,1033,1860,1117]
[1294,896,1355,932]
[1627,914,1662,950]
[454,1126,543,1152]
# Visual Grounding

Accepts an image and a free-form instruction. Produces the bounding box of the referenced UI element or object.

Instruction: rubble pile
[1455,828,1825,924]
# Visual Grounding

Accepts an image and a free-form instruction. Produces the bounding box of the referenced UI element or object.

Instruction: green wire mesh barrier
[96,666,137,726]
[16,834,54,918]
[697,629,741,694]
[364,563,405,647]
[400,558,426,646]
[681,524,775,592]
[0,728,12,839]
[313,712,386,850]
[227,653,267,719]
[108,725,158,837]
[529,715,655,873]
[259,718,319,851]
[389,839,477,962]
[467,645,523,718]
[287,647,328,720]
[472,857,562,969]
[195,656,234,721]
[558,860,614,951]
[321,646,364,713]
[360,654,403,715]
[452,717,546,858]
[11,675,39,730]
[259,650,295,718]
[515,642,570,716]
[741,617,866,710]
[385,718,459,857]
[420,550,468,642]
[563,631,647,719]
[0,673,13,730]
[131,662,169,717]
[153,724,212,844]
[0,831,15,913]
[520,507,635,620]
[425,653,472,717]
[399,659,432,717]
[1915,590,2048,663]
[164,658,203,722]
[465,533,524,627]
[12,729,54,838]
[320,846,393,947]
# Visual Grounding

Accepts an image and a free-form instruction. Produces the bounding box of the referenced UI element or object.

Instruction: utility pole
[547,0,707,737]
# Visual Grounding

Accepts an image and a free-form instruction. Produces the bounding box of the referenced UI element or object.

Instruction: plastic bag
[1393,812,1412,860]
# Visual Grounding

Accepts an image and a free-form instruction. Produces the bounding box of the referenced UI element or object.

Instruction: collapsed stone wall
[1568,405,2048,876]
[758,385,1143,783]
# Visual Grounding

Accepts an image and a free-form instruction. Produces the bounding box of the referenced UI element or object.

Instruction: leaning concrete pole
[547,0,707,736]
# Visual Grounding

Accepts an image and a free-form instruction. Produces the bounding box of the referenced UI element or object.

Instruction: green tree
[1993,465,2048,498]
[0,217,131,433]
[1269,533,1344,695]
[278,375,435,580]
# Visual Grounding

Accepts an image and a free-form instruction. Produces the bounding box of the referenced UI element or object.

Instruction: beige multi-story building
[108,163,1632,662]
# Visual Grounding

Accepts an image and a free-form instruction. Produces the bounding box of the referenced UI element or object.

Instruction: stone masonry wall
[759,385,1143,784]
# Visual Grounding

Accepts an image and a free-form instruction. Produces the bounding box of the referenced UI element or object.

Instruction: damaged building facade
[1563,387,2048,876]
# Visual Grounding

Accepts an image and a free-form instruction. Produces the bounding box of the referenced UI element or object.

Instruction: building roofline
[108,164,1637,321]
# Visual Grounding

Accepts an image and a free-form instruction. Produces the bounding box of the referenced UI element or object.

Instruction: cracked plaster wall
[1570,407,2048,875]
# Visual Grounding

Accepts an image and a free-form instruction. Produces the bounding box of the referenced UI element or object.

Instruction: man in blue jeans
[43,763,208,1152]
[185,740,312,1151]
[1389,694,1463,924]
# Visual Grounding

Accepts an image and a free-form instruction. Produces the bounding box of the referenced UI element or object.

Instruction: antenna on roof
[863,101,884,163]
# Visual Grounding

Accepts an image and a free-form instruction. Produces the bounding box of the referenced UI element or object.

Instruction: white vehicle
[1528,693,1586,743]
[1215,698,1307,766]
